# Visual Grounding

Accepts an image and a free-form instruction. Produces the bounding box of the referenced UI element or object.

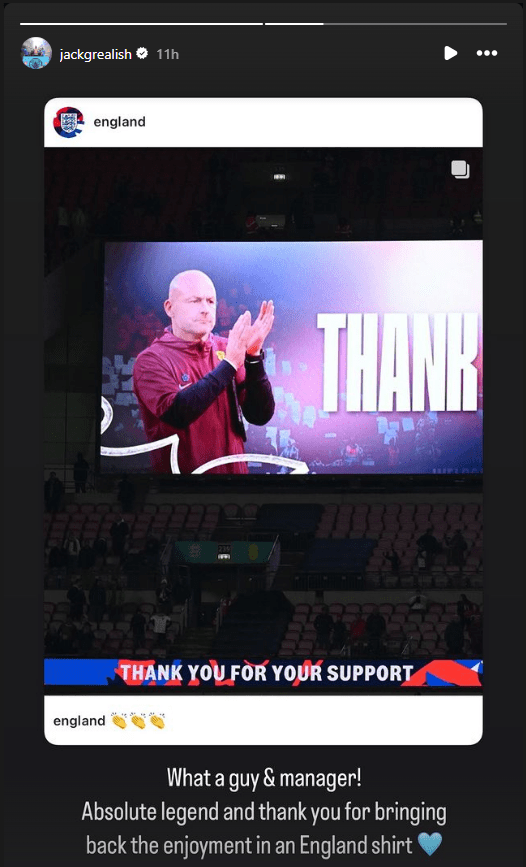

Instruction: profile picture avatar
[21,37,52,69]
[53,106,85,138]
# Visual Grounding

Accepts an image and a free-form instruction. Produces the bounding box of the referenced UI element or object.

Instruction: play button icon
[444,45,458,60]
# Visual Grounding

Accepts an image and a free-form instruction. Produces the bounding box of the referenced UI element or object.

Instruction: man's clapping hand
[225,310,251,369]
[245,300,274,356]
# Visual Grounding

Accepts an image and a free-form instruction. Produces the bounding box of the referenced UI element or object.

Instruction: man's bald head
[168,270,215,303]
[164,270,217,342]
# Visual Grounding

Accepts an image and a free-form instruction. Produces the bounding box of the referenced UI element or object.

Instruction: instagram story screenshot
[2,3,524,866]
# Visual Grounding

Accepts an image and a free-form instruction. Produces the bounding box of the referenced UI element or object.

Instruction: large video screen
[101,241,482,475]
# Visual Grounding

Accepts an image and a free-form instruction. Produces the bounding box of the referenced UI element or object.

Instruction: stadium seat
[223,504,240,520]
[243,504,259,520]
[297,640,314,653]
[174,504,189,515]
[280,640,297,652]
[420,621,435,633]
[292,613,308,626]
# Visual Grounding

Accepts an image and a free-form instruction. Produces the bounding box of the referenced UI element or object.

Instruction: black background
[3,3,524,865]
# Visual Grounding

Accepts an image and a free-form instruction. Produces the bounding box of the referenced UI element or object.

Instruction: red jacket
[133,329,274,474]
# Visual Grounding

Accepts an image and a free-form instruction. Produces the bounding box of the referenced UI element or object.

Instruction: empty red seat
[292,613,307,626]
[297,640,314,652]
[280,640,297,652]
[288,621,302,633]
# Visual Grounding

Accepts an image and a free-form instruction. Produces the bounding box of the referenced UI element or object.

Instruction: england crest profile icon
[21,37,52,69]
[53,106,85,138]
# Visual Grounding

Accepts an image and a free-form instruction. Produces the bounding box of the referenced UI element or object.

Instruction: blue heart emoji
[418,833,442,856]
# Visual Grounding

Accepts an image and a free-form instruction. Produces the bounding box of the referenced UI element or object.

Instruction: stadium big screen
[101,241,482,476]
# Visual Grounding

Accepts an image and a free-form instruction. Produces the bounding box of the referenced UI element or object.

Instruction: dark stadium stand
[45,499,482,584]
[278,601,482,659]
[44,493,482,660]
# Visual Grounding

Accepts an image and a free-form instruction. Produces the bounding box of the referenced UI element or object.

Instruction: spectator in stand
[457,593,475,626]
[94,536,108,560]
[78,622,95,656]
[467,615,483,657]
[416,528,442,570]
[385,548,401,575]
[44,623,60,654]
[447,529,468,569]
[342,443,363,466]
[107,576,126,624]
[63,533,81,571]
[416,549,427,572]
[150,609,172,648]
[44,472,64,512]
[143,535,161,565]
[387,438,400,468]
[444,615,465,655]
[365,606,386,655]
[73,452,89,493]
[408,593,428,612]
[278,438,299,473]
[89,577,106,627]
[58,619,77,654]
[349,615,367,648]
[110,515,129,559]
[49,545,66,569]
[216,296,236,333]
[131,607,147,651]
[67,578,86,621]
[216,591,234,624]
[331,617,349,653]
[314,606,334,651]
[78,541,96,571]
[117,475,136,514]
[156,578,173,614]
